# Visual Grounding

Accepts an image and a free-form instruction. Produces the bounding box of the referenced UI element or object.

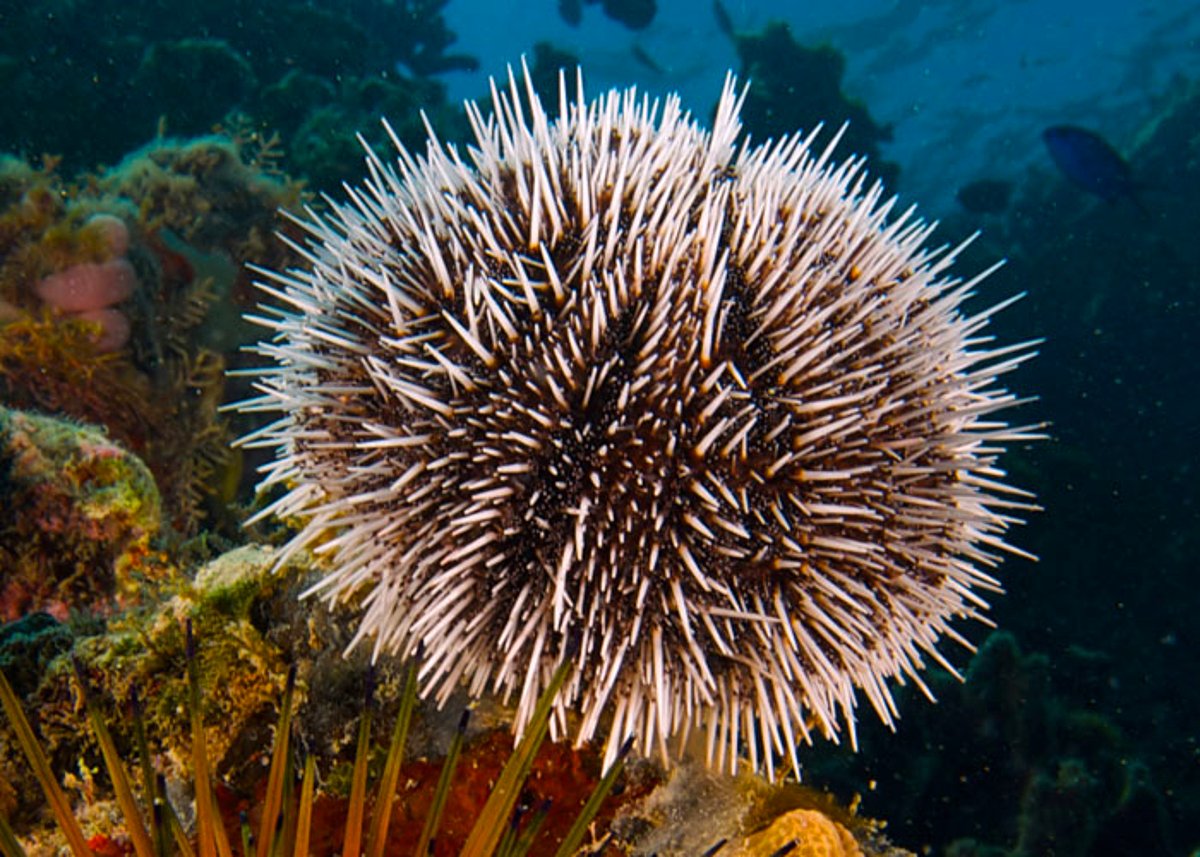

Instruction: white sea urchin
[237,68,1038,777]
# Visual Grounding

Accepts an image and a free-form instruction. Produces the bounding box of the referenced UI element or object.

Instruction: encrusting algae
[0,406,161,621]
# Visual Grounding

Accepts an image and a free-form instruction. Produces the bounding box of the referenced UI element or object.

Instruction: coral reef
[0,541,914,856]
[0,544,636,855]
[0,406,161,622]
[100,134,304,309]
[0,133,305,534]
[0,314,149,449]
[32,214,137,352]
[0,545,299,835]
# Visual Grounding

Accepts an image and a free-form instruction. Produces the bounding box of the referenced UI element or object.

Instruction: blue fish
[1042,125,1143,210]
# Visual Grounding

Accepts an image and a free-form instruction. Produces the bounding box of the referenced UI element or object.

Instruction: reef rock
[0,405,160,620]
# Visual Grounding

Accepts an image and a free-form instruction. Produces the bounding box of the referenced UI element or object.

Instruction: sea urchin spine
[236,66,1039,778]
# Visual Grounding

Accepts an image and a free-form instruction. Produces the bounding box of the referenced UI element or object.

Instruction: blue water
[441,0,1200,213]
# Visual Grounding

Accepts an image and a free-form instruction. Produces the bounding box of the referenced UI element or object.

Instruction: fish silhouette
[1042,125,1144,212]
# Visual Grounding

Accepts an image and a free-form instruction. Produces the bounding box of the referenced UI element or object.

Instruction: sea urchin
[237,68,1038,777]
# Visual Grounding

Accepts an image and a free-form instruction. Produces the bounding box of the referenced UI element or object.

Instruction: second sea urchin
[238,68,1037,776]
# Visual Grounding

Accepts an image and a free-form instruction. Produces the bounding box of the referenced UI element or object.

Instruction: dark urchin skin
[240,70,1037,776]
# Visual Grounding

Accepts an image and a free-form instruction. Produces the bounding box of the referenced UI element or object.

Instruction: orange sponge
[730,808,863,857]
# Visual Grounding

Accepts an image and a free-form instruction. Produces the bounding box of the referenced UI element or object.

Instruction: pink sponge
[85,213,130,258]
[35,215,138,353]
[74,307,132,354]
[36,258,137,313]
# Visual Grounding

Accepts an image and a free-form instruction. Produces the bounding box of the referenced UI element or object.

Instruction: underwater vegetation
[0,627,630,857]
[0,0,475,182]
[0,134,306,537]
[0,544,900,856]
[0,407,161,623]
[724,21,898,189]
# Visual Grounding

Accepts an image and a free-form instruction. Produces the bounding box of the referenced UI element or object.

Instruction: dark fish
[1042,125,1140,207]
[600,0,656,30]
[558,0,583,26]
[713,0,734,37]
[956,178,1013,215]
[631,44,665,74]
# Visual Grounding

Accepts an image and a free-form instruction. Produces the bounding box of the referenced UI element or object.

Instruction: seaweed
[0,133,306,536]
[0,0,476,181]
[731,21,899,189]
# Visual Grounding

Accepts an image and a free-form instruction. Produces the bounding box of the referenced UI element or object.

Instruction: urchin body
[239,70,1036,775]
